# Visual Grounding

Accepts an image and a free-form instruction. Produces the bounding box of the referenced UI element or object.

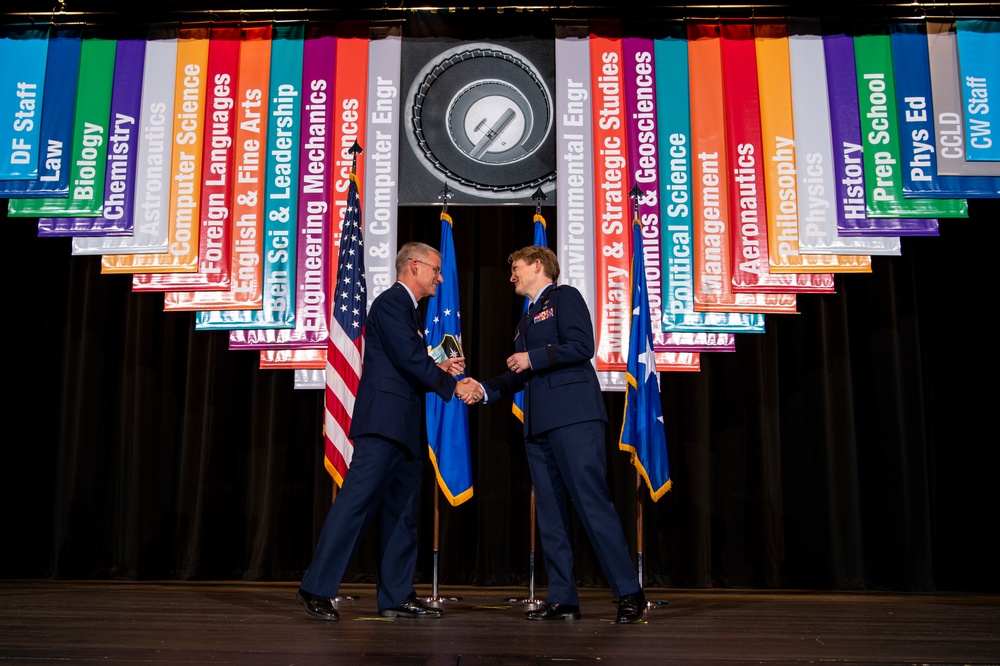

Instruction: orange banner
[329,22,369,298]
[260,348,326,369]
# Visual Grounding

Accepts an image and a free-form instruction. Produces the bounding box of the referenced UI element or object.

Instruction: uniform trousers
[524,419,640,605]
[300,435,423,610]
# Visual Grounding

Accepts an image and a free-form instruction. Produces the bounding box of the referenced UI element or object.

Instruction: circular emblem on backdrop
[405,43,555,200]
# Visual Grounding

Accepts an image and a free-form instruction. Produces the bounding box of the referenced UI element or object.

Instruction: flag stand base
[425,550,462,603]
[505,562,542,605]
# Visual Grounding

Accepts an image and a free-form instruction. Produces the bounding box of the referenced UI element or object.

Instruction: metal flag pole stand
[423,181,461,606]
[625,185,666,613]
[424,489,462,603]
[634,469,667,611]
[505,190,547,608]
[506,488,543,605]
[332,140,366,605]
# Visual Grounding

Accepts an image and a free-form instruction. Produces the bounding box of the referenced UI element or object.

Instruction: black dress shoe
[525,602,581,621]
[378,594,443,619]
[296,589,339,621]
[615,589,646,624]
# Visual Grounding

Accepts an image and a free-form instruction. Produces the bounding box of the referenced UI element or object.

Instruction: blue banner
[955,20,1000,162]
[890,22,999,197]
[0,26,49,180]
[0,28,80,198]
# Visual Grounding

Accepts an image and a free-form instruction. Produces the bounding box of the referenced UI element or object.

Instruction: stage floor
[1,580,998,664]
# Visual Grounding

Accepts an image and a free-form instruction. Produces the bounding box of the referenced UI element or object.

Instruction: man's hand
[456,377,483,404]
[437,356,466,377]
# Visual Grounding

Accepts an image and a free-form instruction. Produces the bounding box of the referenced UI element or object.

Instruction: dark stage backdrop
[3,199,997,593]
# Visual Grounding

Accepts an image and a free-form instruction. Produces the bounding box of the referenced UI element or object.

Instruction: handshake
[434,356,482,404]
[438,351,531,405]
[455,378,484,405]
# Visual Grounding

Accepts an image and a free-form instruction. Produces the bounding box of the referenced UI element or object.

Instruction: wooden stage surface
[1,580,998,664]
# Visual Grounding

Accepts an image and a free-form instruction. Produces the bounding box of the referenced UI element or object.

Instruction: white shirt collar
[399,281,418,308]
[531,282,554,307]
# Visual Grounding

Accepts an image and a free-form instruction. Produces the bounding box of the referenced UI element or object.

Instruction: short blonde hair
[509,245,559,282]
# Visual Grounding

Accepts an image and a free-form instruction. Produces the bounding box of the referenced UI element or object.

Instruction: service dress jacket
[483,283,608,437]
[349,281,457,457]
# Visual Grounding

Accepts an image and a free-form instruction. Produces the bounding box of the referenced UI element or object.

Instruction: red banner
[590,20,631,370]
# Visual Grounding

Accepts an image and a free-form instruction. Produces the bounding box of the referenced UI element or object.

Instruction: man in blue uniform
[297,242,464,621]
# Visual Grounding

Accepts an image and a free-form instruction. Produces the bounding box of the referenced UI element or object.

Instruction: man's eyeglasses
[413,258,442,275]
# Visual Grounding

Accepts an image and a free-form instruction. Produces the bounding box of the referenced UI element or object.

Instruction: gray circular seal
[405,43,556,200]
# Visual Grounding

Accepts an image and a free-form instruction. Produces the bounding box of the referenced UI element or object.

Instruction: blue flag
[425,211,474,506]
[619,217,671,501]
[512,213,548,423]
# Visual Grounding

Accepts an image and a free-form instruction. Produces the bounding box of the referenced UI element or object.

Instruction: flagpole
[433,490,440,598]
[528,488,541,603]
[626,184,667,612]
[506,488,542,605]
[635,469,644,587]
[630,186,647,595]
[506,191,548,608]
[423,182,464,606]
[424,473,462,603]
[326,141,366,604]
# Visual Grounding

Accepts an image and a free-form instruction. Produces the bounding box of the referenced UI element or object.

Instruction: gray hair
[396,242,441,274]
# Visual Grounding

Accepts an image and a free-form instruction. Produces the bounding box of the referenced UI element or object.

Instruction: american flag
[324,170,366,486]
